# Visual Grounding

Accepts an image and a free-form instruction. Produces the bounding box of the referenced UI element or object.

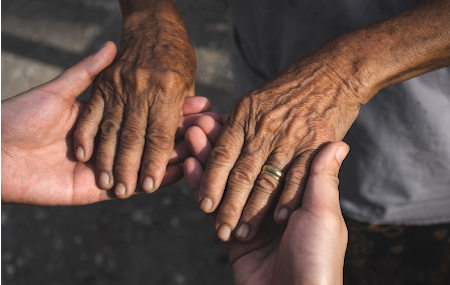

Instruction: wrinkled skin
[197,51,362,241]
[183,125,349,285]
[73,0,197,198]
[195,0,450,242]
[1,43,217,205]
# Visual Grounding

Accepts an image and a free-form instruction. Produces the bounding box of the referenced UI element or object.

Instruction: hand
[1,43,216,206]
[73,0,196,198]
[196,50,362,241]
[184,129,349,285]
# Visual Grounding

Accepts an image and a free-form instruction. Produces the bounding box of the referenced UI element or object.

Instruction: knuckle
[146,128,173,149]
[258,113,277,133]
[229,166,255,185]
[255,175,279,195]
[156,70,183,92]
[219,204,241,221]
[241,142,266,159]
[100,119,120,137]
[120,130,145,150]
[112,67,123,87]
[229,98,250,127]
[209,144,234,165]
[196,115,216,128]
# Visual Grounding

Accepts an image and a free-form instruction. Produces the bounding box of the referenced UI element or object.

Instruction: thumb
[44,41,117,100]
[301,141,349,214]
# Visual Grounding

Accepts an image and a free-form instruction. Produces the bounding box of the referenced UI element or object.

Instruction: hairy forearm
[323,0,450,104]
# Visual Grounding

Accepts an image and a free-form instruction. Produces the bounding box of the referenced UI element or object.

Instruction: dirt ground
[2,0,240,284]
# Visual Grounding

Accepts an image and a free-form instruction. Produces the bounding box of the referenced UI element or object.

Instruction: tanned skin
[197,0,450,242]
[73,0,196,198]
[73,0,449,245]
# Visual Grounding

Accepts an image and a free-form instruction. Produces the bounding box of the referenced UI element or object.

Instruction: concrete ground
[2,0,240,284]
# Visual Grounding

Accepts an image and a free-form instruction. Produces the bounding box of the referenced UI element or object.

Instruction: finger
[113,105,148,198]
[95,100,124,190]
[197,123,244,214]
[234,149,293,241]
[73,89,104,162]
[183,157,204,198]
[182,96,211,115]
[46,42,117,100]
[176,112,222,140]
[215,141,269,242]
[185,126,212,166]
[169,141,190,165]
[160,165,184,187]
[302,142,349,212]
[274,149,316,223]
[139,102,181,194]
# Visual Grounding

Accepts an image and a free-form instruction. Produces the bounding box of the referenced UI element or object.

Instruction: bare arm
[327,0,450,103]
[198,0,450,242]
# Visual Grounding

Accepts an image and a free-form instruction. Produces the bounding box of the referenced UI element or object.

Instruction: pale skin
[73,0,449,241]
[1,43,220,205]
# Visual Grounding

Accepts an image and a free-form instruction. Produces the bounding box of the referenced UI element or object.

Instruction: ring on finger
[261,164,285,181]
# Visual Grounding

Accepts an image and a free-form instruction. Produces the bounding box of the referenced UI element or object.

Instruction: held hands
[184,125,349,285]
[1,43,218,205]
[73,1,196,198]
[196,51,363,241]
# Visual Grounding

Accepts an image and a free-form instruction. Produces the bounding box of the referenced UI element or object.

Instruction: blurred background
[2,0,240,284]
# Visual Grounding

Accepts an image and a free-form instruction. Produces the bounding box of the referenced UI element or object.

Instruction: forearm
[323,0,449,104]
[117,0,195,91]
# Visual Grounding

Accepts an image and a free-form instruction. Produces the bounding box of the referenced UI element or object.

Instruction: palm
[228,214,282,285]
[3,43,218,205]
[2,87,108,205]
[184,133,348,284]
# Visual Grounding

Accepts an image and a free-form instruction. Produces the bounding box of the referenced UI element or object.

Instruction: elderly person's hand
[1,43,218,205]
[196,49,361,242]
[73,0,196,198]
[184,127,349,285]
[197,0,450,241]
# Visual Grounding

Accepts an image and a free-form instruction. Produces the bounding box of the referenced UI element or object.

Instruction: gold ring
[261,165,284,181]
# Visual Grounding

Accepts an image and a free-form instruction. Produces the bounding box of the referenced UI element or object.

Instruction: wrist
[119,1,195,71]
[121,1,184,39]
[317,35,382,106]
[319,0,450,106]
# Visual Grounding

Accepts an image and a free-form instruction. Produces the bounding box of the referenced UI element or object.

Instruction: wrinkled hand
[184,127,349,285]
[197,51,363,241]
[1,43,215,206]
[73,1,196,198]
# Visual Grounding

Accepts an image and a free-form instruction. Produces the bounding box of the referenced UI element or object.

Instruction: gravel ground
[2,0,239,284]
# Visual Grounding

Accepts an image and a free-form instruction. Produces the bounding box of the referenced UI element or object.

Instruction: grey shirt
[228,0,450,225]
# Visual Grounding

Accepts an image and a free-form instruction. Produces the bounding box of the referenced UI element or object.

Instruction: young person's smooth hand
[1,42,219,206]
[184,125,348,285]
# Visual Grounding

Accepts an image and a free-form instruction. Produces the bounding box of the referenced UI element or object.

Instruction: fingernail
[142,177,154,193]
[99,172,110,187]
[277,207,289,222]
[235,223,250,240]
[76,146,84,161]
[115,183,126,196]
[200,197,213,213]
[336,145,350,166]
[217,225,232,242]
